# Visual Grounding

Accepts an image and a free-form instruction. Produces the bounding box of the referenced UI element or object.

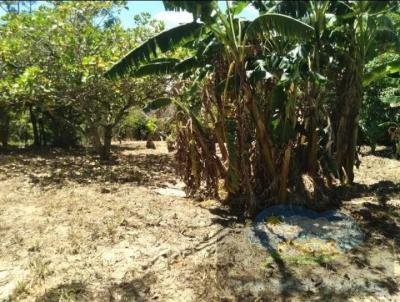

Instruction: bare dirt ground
[0,142,399,301]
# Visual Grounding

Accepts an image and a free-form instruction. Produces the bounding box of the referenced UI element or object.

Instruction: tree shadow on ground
[207,179,400,301]
[213,226,398,301]
[110,143,141,153]
[331,180,400,248]
[212,232,313,301]
[0,143,176,189]
[361,145,396,159]
[308,178,400,299]
[107,272,157,302]
[36,281,89,302]
[333,180,400,202]
[34,273,157,302]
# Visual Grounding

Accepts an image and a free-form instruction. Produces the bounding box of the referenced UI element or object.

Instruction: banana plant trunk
[334,65,363,184]
[243,84,275,180]
[278,142,292,202]
[307,27,322,177]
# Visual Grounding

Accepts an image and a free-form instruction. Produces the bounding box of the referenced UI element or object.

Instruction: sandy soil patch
[0,142,399,301]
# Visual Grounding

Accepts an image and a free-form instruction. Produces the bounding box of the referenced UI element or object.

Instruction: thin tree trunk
[278,142,292,202]
[205,87,229,162]
[214,125,229,162]
[29,104,40,147]
[238,104,256,215]
[308,28,321,177]
[0,109,9,147]
[101,125,113,160]
[306,89,320,177]
[224,117,240,195]
[88,125,102,155]
[307,110,318,176]
[39,118,46,147]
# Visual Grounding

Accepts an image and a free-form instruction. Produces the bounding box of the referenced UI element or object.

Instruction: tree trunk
[278,142,292,202]
[146,139,156,149]
[29,104,40,147]
[238,104,256,215]
[0,108,10,147]
[307,29,321,177]
[245,92,275,179]
[306,87,319,176]
[307,111,318,176]
[224,117,240,195]
[38,118,46,147]
[334,67,363,184]
[88,125,102,154]
[101,125,113,160]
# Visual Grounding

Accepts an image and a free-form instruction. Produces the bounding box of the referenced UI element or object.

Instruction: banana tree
[270,0,333,176]
[329,0,399,183]
[105,1,330,214]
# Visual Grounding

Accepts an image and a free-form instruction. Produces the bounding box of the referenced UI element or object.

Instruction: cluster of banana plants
[106,1,399,215]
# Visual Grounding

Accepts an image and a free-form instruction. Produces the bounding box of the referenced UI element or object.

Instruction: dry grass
[0,142,222,301]
[0,142,399,301]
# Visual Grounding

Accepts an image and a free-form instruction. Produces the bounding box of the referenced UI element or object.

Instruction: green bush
[360,77,400,150]
[119,109,171,140]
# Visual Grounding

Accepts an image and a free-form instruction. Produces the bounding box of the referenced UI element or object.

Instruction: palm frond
[245,13,314,41]
[366,1,392,14]
[163,0,217,23]
[105,22,203,79]
[230,1,250,16]
[174,56,200,73]
[363,59,400,86]
[132,58,180,77]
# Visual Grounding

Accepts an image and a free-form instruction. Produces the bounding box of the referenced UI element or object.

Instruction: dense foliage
[107,0,400,214]
[0,1,166,159]
[1,1,399,215]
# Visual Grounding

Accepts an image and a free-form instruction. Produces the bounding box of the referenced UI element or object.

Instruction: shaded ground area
[0,141,175,188]
[209,147,400,301]
[0,143,399,301]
